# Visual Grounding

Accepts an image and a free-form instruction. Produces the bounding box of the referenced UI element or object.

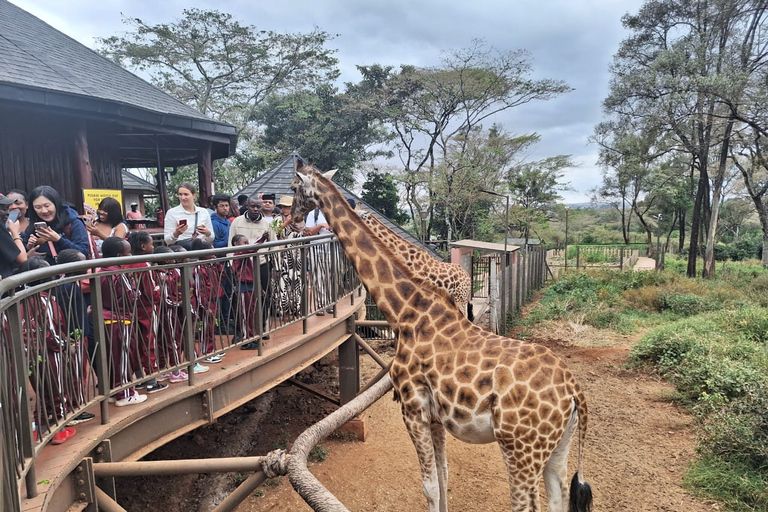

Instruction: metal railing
[0,234,359,509]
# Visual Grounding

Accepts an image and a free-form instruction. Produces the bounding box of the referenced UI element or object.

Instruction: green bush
[659,292,716,316]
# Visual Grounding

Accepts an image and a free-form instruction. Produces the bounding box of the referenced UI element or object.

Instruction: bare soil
[119,314,722,512]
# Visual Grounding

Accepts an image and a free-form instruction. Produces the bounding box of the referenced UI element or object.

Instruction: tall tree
[254,84,389,187]
[97,9,339,193]
[602,0,768,277]
[507,155,573,246]
[359,40,571,239]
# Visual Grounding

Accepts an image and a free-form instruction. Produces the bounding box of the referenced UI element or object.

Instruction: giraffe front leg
[430,421,449,512]
[402,410,443,512]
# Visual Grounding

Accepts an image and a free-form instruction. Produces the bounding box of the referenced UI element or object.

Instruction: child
[231,234,267,349]
[124,232,167,394]
[99,237,146,406]
[17,258,76,444]
[153,246,205,380]
[190,238,224,363]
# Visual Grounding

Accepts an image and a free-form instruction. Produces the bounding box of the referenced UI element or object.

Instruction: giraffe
[291,164,592,512]
[358,210,474,321]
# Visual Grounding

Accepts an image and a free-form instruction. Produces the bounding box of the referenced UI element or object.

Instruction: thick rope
[288,373,394,512]
[261,449,289,479]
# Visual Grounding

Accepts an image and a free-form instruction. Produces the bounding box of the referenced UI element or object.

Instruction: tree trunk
[687,170,707,278]
[703,122,733,279]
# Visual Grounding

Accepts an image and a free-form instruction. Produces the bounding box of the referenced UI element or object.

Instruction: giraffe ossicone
[291,164,593,512]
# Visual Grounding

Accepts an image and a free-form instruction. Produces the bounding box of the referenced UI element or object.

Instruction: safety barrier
[0,234,360,512]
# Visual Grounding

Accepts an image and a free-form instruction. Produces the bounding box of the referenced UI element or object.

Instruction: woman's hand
[196,225,211,237]
[26,233,39,250]
[173,222,187,238]
[34,225,61,243]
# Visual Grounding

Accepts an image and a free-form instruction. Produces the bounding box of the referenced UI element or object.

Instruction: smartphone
[179,219,187,226]
[34,221,47,231]
[8,210,19,223]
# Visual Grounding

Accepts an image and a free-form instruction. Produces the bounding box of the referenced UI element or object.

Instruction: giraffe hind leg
[498,442,543,512]
[543,406,579,512]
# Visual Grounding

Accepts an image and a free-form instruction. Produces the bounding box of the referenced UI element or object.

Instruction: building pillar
[197,142,213,207]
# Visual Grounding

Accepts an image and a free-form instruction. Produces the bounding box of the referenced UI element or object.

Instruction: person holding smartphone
[0,193,27,278]
[25,186,90,265]
[163,182,214,248]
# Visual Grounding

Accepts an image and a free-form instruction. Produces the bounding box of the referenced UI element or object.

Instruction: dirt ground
[119,314,722,512]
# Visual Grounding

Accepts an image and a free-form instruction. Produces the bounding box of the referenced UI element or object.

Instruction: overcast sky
[11,0,646,203]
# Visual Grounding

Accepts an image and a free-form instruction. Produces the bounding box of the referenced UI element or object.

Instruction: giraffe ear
[323,169,338,180]
[295,172,311,186]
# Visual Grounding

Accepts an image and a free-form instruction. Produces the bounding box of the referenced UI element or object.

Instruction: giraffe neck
[365,214,435,262]
[312,178,434,323]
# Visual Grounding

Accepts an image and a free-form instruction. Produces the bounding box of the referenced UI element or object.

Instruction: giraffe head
[290,163,337,218]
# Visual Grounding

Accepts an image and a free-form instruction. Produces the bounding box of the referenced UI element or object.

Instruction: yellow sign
[83,189,123,218]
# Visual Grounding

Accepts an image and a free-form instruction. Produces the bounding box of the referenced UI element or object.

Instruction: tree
[430,126,537,241]
[360,172,409,225]
[359,40,571,239]
[97,9,339,193]
[602,0,768,278]
[507,155,573,246]
[254,83,389,187]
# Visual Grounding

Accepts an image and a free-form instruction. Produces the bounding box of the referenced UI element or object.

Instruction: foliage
[528,258,768,509]
[308,444,328,463]
[359,40,571,235]
[97,9,340,193]
[360,172,409,224]
[684,455,768,512]
[254,84,390,187]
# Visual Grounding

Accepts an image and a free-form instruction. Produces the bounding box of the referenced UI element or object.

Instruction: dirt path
[236,332,720,512]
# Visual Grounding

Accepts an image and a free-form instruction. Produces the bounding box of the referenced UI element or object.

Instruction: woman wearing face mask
[163,182,214,249]
[25,186,90,265]
[0,193,27,278]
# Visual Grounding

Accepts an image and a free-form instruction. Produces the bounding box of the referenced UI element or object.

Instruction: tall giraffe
[359,210,474,320]
[291,164,592,512]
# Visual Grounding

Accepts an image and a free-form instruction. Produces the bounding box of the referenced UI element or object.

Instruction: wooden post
[72,121,92,209]
[198,142,213,207]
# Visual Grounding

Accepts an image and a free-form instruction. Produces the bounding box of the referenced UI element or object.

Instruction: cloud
[9,0,644,199]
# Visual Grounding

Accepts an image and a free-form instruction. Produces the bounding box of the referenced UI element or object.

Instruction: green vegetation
[522,259,768,510]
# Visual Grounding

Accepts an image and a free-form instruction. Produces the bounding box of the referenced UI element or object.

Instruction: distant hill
[564,202,612,210]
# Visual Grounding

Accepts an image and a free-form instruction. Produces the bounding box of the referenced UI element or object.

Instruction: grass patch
[527,258,768,510]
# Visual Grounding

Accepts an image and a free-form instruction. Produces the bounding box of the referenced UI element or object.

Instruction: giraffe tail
[466,302,474,322]
[568,395,592,512]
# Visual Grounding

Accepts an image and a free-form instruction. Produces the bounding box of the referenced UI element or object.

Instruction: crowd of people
[1,181,344,447]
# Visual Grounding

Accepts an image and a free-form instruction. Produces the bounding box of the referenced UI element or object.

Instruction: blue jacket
[26,206,90,263]
[211,213,231,249]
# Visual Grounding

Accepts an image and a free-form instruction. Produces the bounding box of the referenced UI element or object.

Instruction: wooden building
[0,0,237,211]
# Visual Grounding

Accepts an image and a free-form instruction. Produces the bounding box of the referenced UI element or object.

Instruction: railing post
[254,252,264,355]
[6,300,36,499]
[89,273,111,423]
[339,317,360,406]
[330,241,338,317]
[180,265,196,384]
[301,244,308,335]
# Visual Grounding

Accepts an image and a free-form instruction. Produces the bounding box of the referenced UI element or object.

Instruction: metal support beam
[353,333,387,369]
[73,458,96,510]
[338,331,359,407]
[93,456,266,477]
[95,487,128,512]
[287,379,340,406]
[211,470,268,512]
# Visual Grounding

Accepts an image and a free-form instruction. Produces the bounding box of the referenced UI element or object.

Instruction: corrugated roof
[0,0,236,137]
[451,240,520,253]
[235,153,443,260]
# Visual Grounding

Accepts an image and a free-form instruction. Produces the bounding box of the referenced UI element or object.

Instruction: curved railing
[0,234,360,511]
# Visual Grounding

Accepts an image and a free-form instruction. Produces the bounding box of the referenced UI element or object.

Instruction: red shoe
[51,427,76,445]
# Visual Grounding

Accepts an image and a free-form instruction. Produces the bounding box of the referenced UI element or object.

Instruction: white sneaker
[202,355,222,364]
[193,363,209,374]
[115,393,147,407]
